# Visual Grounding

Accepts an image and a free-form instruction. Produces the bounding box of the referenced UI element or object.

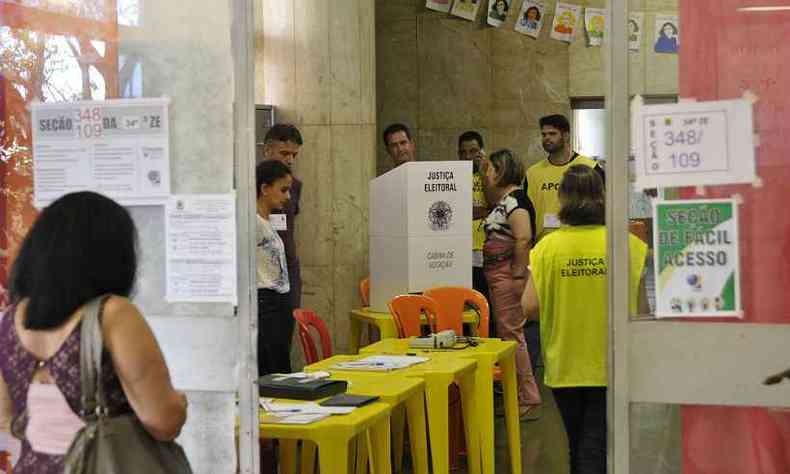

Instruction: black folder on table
[319,393,379,407]
[259,374,347,401]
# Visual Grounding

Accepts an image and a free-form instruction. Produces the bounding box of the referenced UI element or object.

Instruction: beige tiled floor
[492,372,570,474]
[396,367,571,474]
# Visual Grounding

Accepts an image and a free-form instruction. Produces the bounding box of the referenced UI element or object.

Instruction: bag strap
[79,295,110,419]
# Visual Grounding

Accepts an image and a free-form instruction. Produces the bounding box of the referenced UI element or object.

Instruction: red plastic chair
[293,309,333,364]
[0,450,11,474]
[359,277,370,306]
[423,286,490,337]
[387,294,440,337]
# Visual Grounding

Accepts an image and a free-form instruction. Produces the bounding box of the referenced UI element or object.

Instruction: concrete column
[260,0,376,356]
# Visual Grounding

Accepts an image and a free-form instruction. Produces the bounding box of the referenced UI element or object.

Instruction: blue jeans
[552,387,607,474]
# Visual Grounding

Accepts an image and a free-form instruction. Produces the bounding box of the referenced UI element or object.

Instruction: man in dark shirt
[263,124,303,309]
[382,122,416,168]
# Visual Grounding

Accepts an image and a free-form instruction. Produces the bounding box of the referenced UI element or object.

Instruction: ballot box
[369,161,472,312]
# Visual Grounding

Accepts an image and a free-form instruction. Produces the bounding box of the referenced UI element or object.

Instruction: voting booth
[369,161,473,312]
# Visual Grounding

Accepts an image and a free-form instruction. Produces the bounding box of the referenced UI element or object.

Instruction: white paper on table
[165,193,238,303]
[333,355,429,371]
[259,399,356,415]
[261,412,330,424]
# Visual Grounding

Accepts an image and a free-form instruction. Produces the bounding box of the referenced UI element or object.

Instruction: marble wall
[376,0,571,174]
[569,0,679,97]
[258,0,376,357]
[376,0,678,174]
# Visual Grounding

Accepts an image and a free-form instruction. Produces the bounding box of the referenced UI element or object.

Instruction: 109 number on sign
[669,152,701,169]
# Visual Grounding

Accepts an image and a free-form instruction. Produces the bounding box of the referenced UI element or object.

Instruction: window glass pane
[572,108,607,162]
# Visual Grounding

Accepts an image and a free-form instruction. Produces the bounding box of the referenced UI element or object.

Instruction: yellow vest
[526,154,599,240]
[530,225,647,388]
[472,173,486,251]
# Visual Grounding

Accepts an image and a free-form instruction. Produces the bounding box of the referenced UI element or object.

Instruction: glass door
[609,1,790,472]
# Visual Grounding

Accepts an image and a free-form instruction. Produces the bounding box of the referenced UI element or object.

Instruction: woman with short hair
[522,165,648,474]
[482,148,542,419]
[0,191,187,473]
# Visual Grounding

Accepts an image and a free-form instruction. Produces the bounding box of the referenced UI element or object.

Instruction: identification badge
[543,213,560,229]
[271,213,287,231]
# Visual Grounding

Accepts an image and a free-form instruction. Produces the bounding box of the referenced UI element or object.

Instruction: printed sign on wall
[653,199,741,318]
[585,7,607,46]
[632,97,757,190]
[487,0,512,27]
[654,14,680,54]
[31,98,171,207]
[426,0,452,13]
[451,0,483,21]
[629,12,644,52]
[514,1,545,38]
[165,194,238,304]
[550,2,581,43]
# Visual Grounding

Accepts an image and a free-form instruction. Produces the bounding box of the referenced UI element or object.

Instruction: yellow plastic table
[260,399,392,474]
[348,350,483,474]
[349,307,481,353]
[360,338,522,474]
[305,355,429,474]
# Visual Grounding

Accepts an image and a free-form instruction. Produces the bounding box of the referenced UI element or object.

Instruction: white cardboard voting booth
[369,161,473,312]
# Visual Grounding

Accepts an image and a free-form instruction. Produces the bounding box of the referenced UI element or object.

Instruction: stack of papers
[270,371,331,382]
[260,398,356,415]
[332,355,428,372]
[259,398,349,425]
[260,412,328,425]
